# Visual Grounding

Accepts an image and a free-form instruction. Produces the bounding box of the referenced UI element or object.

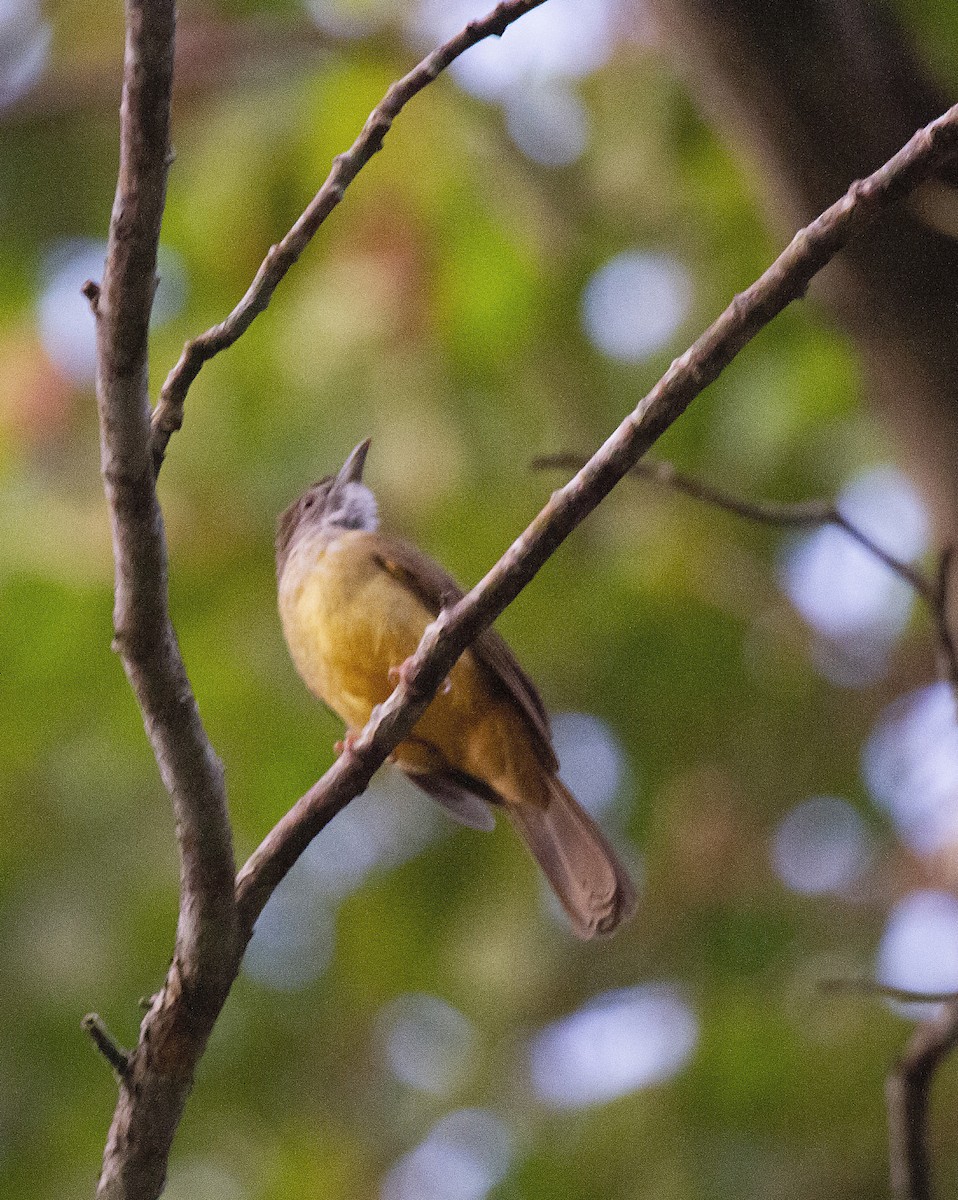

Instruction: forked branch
[887,1007,958,1200]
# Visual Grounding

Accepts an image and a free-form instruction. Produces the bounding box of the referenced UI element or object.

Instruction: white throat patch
[328,481,379,531]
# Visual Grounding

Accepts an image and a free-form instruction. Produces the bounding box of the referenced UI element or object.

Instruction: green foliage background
[2,2,957,1197]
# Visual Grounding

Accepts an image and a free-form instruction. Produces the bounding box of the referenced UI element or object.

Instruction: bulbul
[276,440,636,938]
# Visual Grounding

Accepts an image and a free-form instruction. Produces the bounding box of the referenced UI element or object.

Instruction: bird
[276,439,636,938]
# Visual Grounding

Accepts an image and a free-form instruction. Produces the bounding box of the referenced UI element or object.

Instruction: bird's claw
[388,660,413,688]
[388,660,452,696]
[334,731,361,757]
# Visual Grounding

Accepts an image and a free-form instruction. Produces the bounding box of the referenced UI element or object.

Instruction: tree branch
[91,2,238,1197]
[234,100,958,936]
[148,0,550,472]
[823,970,958,1188]
[821,981,958,1005]
[646,0,958,538]
[534,454,958,688]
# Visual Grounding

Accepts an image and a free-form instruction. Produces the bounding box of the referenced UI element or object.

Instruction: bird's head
[276,438,378,572]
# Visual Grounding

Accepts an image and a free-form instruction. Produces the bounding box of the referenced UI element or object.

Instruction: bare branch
[534,454,958,688]
[535,453,836,529]
[645,0,958,537]
[823,969,958,1193]
[234,100,958,934]
[91,1,238,1196]
[95,0,238,1005]
[149,0,550,471]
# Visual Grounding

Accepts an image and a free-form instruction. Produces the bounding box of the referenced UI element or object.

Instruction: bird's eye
[303,496,315,509]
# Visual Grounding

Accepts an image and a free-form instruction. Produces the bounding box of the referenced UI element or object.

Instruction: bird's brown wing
[372,535,558,771]
[375,536,636,938]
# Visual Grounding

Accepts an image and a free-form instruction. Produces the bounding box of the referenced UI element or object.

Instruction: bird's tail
[505,774,636,939]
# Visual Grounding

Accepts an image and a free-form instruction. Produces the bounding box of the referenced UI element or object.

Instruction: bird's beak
[336,438,371,486]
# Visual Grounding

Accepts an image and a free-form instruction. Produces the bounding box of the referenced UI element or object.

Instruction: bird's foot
[388,660,452,696]
[387,659,415,689]
[334,731,362,757]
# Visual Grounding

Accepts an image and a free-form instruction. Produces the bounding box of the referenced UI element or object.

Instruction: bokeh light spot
[779,466,928,686]
[243,863,334,992]
[0,0,50,109]
[503,80,589,167]
[299,779,441,897]
[377,993,477,1095]
[381,1109,513,1200]
[409,0,615,102]
[838,465,929,561]
[863,682,958,854]
[581,251,693,363]
[552,711,628,819]
[781,527,912,642]
[36,239,186,386]
[771,796,872,895]
[877,891,958,1015]
[529,984,698,1107]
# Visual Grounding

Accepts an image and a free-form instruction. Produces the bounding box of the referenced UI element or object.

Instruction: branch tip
[81,279,101,313]
[82,1013,131,1077]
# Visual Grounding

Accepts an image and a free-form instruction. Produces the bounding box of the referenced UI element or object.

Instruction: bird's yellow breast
[279,528,477,735]
[279,527,545,803]
[279,529,413,727]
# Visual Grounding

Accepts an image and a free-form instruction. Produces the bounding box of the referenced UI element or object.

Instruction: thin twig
[820,980,958,1004]
[535,452,836,527]
[533,454,958,688]
[821,969,958,1199]
[148,0,549,472]
[82,1014,131,1078]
